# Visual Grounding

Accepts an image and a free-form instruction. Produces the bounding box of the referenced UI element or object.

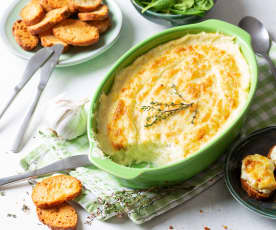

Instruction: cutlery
[239,16,276,79]
[0,155,90,187]
[0,47,54,120]
[11,45,64,153]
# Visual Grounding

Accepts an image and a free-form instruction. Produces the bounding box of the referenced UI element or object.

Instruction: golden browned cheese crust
[40,29,69,52]
[96,33,251,166]
[87,17,111,34]
[53,19,99,46]
[28,7,70,35]
[241,179,271,200]
[78,4,109,21]
[12,20,39,51]
[32,175,82,208]
[20,1,45,26]
[37,203,78,230]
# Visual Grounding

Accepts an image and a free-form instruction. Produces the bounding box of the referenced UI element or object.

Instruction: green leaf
[142,0,176,13]
[194,0,214,10]
[174,0,194,11]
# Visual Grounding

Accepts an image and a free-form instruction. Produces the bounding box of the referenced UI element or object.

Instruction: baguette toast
[37,203,78,230]
[28,7,70,35]
[12,20,39,51]
[71,0,102,12]
[87,17,111,34]
[78,4,108,21]
[40,29,69,52]
[20,1,45,26]
[32,175,82,208]
[53,19,99,46]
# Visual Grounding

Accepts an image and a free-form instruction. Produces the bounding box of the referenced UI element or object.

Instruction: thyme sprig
[171,84,184,100]
[141,101,194,127]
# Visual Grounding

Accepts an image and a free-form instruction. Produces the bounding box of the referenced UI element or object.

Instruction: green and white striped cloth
[21,43,276,224]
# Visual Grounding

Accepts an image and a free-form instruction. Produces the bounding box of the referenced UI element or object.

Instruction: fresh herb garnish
[142,101,194,127]
[136,0,214,16]
[22,204,30,213]
[7,213,17,218]
[141,84,196,127]
[0,191,5,196]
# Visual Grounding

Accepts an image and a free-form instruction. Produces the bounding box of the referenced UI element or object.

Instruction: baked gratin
[96,32,251,166]
[241,154,276,199]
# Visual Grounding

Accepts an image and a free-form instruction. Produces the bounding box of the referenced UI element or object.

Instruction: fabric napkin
[21,43,276,224]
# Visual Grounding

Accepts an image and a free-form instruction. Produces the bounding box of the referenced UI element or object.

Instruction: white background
[0,0,276,229]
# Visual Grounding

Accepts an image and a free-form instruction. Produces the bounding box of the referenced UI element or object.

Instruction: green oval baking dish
[87,19,258,189]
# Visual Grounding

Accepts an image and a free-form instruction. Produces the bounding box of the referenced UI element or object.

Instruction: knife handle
[0,171,34,187]
[0,88,19,120]
[11,87,43,153]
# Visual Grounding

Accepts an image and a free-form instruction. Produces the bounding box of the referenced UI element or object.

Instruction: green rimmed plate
[225,126,276,219]
[0,0,122,67]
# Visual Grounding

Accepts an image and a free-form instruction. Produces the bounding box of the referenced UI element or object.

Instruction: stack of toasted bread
[32,175,82,230]
[12,0,111,52]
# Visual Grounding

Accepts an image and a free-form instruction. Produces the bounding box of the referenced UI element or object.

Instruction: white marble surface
[0,0,276,229]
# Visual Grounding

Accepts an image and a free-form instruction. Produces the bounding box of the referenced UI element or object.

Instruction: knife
[0,155,91,187]
[11,45,64,153]
[0,47,54,120]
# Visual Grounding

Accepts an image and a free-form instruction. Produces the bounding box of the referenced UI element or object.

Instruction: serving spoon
[239,16,276,80]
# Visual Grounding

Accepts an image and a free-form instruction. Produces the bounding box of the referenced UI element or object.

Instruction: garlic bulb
[45,96,89,140]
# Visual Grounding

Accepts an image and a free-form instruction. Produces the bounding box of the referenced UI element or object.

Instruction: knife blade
[0,47,54,120]
[0,155,91,187]
[11,45,64,153]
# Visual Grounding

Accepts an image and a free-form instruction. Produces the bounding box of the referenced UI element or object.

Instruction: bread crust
[71,0,102,12]
[40,0,70,11]
[40,29,69,52]
[87,17,111,34]
[32,175,82,208]
[241,178,271,200]
[267,145,276,160]
[37,203,78,230]
[20,1,45,26]
[12,20,39,51]
[28,7,70,35]
[78,4,108,21]
[53,19,99,46]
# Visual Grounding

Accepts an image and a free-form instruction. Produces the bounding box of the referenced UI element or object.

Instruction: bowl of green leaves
[131,0,216,26]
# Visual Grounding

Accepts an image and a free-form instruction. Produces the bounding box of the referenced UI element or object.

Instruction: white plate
[0,0,123,67]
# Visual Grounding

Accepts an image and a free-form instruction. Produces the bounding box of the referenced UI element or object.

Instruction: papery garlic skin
[45,97,89,140]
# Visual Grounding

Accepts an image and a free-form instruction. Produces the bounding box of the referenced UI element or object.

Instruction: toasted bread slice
[241,178,270,200]
[37,203,78,230]
[32,175,82,208]
[40,0,70,11]
[267,145,276,163]
[71,0,102,12]
[53,19,99,46]
[87,17,111,34]
[28,7,70,35]
[12,20,39,51]
[40,30,69,52]
[20,1,45,26]
[78,4,108,21]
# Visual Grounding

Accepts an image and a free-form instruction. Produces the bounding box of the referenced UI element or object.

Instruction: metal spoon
[239,16,276,79]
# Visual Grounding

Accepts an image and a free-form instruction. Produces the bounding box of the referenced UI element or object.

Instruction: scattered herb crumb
[169,226,174,229]
[200,209,203,213]
[0,191,5,196]
[84,214,96,225]
[7,213,17,218]
[22,204,30,213]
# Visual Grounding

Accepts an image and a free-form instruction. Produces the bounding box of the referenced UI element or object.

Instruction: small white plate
[0,0,123,67]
